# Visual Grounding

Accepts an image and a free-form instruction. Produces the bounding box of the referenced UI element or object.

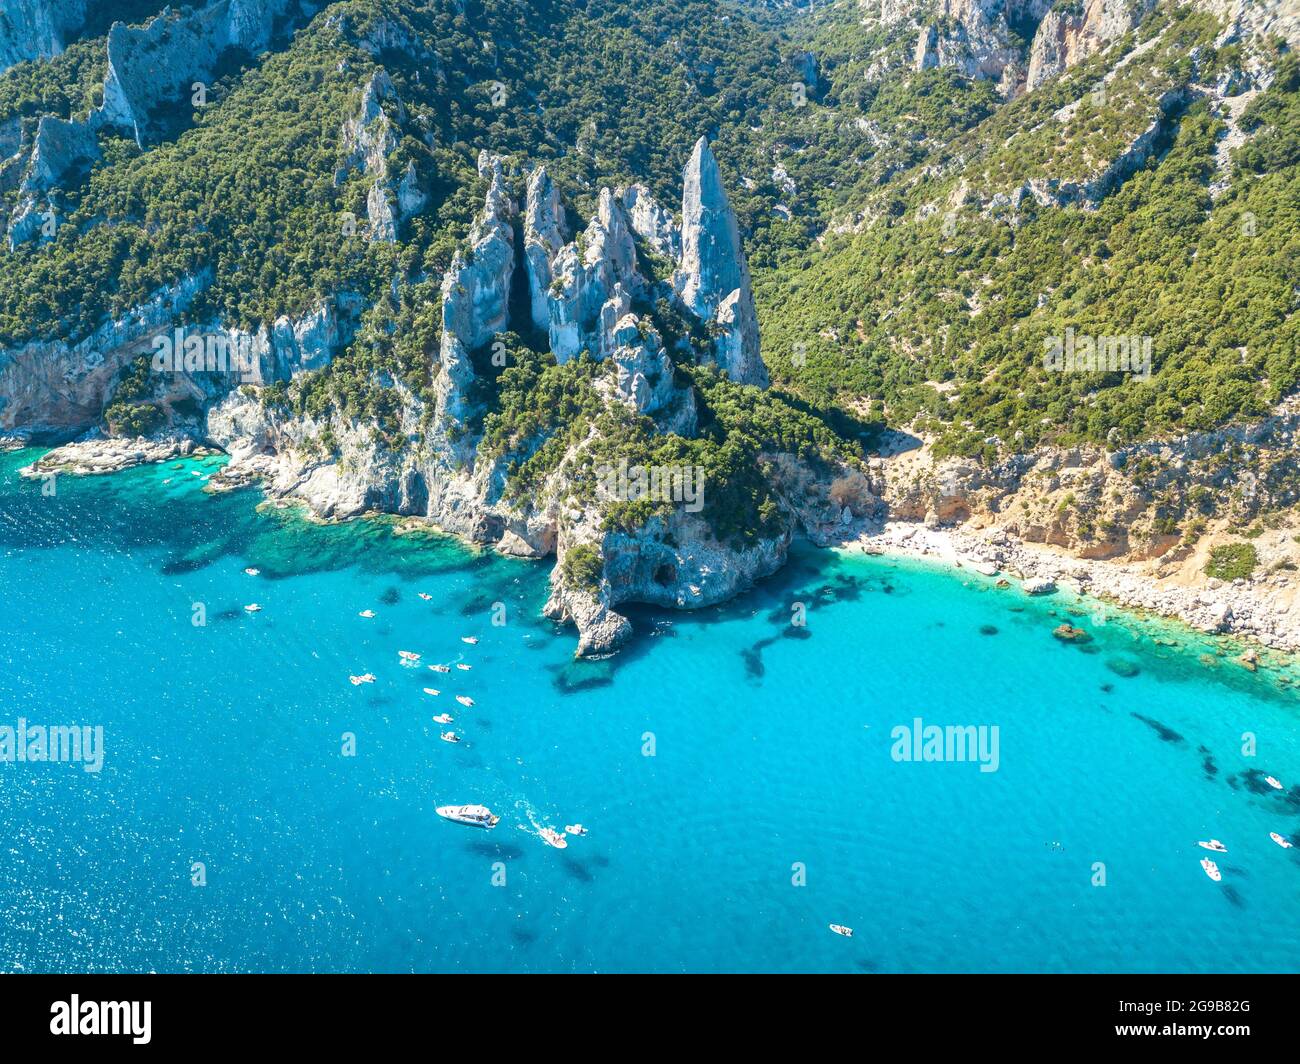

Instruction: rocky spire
[619,184,680,259]
[432,152,515,460]
[545,187,643,362]
[524,167,569,333]
[673,137,767,388]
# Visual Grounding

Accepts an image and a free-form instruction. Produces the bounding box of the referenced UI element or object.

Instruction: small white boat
[1200,858,1222,882]
[428,664,450,673]
[243,603,262,613]
[1197,840,1228,853]
[564,824,587,836]
[244,567,259,576]
[162,478,172,484]
[418,592,432,601]
[190,470,202,477]
[422,687,440,696]
[456,663,472,672]
[432,713,454,725]
[440,731,460,744]
[436,804,499,828]
[539,827,567,849]
[1270,832,1294,849]
[829,924,853,938]
[358,609,375,618]
[349,673,375,686]
[462,636,479,645]
[456,695,475,707]
[399,650,420,661]
[1265,776,1284,790]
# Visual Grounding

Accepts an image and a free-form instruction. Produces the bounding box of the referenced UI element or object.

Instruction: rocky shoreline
[16,434,214,476]
[17,429,1298,663]
[844,520,1300,657]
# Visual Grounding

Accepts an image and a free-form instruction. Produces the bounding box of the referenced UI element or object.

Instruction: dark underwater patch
[1106,657,1141,678]
[1221,885,1246,909]
[1130,713,1185,744]
[463,841,525,861]
[379,586,401,606]
[1197,745,1218,780]
[551,659,615,694]
[979,625,999,636]
[562,857,595,883]
[160,556,213,575]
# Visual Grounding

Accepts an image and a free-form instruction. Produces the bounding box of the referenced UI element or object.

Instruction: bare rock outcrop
[1026,0,1157,92]
[0,0,89,75]
[544,187,643,362]
[674,137,767,387]
[619,182,680,259]
[523,166,569,333]
[431,152,515,459]
[7,0,312,245]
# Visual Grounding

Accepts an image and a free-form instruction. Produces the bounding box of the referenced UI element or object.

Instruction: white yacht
[436,804,499,829]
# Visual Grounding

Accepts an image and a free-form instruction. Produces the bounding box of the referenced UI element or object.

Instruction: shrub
[1205,543,1259,581]
[561,544,604,592]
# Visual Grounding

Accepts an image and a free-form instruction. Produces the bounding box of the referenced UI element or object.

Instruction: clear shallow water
[1,447,1299,973]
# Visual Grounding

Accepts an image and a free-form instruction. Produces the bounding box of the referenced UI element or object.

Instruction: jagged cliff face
[5,0,315,248]
[863,0,1188,97]
[1025,0,1158,91]
[0,0,89,75]
[869,0,1300,100]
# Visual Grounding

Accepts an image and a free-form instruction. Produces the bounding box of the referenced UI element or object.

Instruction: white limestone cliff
[0,0,89,75]
[674,137,767,387]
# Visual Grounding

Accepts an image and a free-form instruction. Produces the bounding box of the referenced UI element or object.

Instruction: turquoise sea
[1,447,1298,973]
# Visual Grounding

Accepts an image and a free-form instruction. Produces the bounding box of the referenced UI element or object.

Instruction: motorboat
[456,695,475,707]
[829,924,853,938]
[1200,858,1222,882]
[539,827,567,849]
[1270,832,1294,849]
[436,804,499,828]
[440,731,461,744]
[1197,840,1228,853]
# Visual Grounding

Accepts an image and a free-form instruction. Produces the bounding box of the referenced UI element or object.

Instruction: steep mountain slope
[758,1,1299,452]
